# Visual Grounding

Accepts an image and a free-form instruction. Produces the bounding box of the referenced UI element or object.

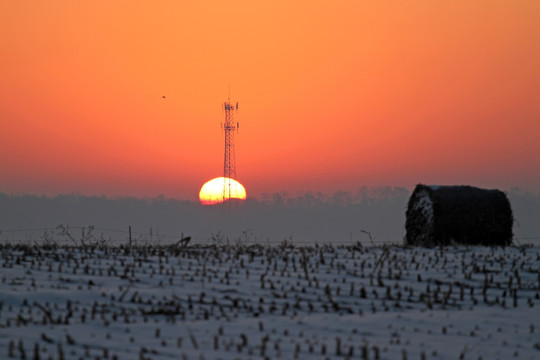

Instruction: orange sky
[1,0,539,200]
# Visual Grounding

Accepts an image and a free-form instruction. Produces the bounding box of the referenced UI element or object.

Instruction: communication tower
[222,94,239,200]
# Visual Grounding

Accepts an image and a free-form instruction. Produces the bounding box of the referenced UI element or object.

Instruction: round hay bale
[405,184,513,247]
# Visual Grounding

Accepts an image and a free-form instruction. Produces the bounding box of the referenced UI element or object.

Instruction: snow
[0,244,539,359]
[413,188,434,224]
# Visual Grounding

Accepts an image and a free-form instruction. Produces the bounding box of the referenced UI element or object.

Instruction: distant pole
[129,226,132,247]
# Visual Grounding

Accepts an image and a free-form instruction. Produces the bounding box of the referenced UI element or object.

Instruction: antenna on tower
[222,89,239,202]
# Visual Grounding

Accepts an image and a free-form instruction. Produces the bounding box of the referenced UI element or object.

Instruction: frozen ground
[0,243,539,360]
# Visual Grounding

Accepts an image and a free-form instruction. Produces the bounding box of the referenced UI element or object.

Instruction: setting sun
[199,177,247,205]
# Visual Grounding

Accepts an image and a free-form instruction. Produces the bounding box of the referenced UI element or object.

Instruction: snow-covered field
[0,243,539,360]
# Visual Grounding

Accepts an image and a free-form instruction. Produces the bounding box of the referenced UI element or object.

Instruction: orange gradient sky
[1,1,539,200]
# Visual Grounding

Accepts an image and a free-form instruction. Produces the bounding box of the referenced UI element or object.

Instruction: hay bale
[405,184,513,247]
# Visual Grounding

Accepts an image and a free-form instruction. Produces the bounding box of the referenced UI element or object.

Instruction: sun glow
[199,177,247,205]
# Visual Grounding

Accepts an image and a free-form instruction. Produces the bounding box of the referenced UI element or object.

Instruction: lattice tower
[222,96,239,200]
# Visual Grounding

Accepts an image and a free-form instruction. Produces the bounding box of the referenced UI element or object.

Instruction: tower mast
[222,93,239,201]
